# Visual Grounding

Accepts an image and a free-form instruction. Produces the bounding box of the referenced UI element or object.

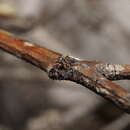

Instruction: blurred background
[0,0,130,130]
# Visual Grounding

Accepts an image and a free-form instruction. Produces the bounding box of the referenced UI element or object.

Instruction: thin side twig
[0,29,130,113]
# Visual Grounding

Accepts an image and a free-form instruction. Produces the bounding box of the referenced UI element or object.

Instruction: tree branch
[0,29,130,113]
[82,61,130,80]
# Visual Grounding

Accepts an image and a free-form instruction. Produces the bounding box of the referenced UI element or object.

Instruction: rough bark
[0,29,130,113]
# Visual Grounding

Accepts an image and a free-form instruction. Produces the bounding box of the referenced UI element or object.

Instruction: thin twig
[81,61,130,80]
[0,29,130,113]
